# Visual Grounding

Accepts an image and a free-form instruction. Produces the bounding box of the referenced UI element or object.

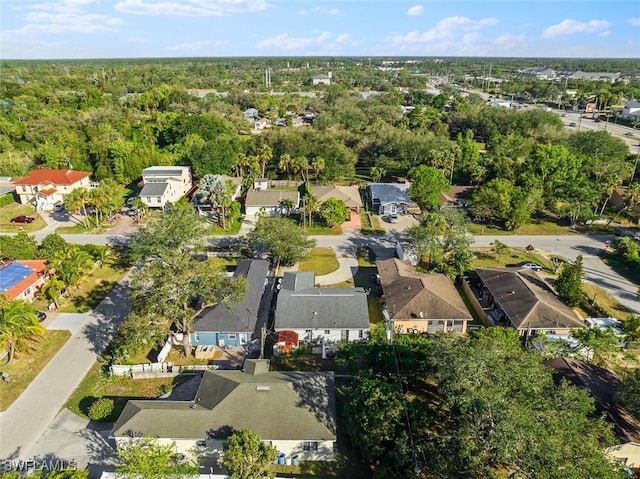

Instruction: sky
[1,0,639,59]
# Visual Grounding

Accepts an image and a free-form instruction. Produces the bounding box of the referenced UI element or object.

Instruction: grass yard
[329,265,385,325]
[303,224,343,235]
[0,203,47,232]
[65,361,193,421]
[600,252,640,287]
[468,212,576,236]
[62,262,129,313]
[471,247,555,272]
[0,330,71,411]
[360,211,385,236]
[208,216,243,235]
[55,214,107,234]
[578,282,635,320]
[298,247,340,276]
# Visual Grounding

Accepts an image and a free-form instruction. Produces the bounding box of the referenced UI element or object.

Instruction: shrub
[88,397,115,421]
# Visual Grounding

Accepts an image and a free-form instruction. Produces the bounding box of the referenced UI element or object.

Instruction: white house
[111,360,336,465]
[244,190,299,216]
[13,169,92,211]
[619,100,640,121]
[312,73,331,86]
[138,166,192,209]
[274,272,370,344]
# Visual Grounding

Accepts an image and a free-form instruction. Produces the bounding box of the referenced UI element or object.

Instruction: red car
[10,215,35,223]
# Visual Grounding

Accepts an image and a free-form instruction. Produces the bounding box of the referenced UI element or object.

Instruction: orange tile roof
[14,169,91,186]
[0,260,47,301]
[39,188,57,196]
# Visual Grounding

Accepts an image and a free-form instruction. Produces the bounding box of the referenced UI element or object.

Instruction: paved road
[0,273,131,461]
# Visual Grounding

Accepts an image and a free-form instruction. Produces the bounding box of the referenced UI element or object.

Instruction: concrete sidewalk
[0,273,132,461]
[315,256,359,285]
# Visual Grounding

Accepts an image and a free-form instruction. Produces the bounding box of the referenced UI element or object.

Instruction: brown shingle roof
[377,258,472,321]
[475,267,584,331]
[311,185,363,209]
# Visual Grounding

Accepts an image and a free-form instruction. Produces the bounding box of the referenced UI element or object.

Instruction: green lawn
[208,216,243,235]
[298,247,340,276]
[360,211,385,236]
[65,361,193,421]
[471,247,556,272]
[0,203,47,232]
[468,212,577,236]
[0,330,71,411]
[303,224,343,235]
[55,214,111,234]
[578,282,635,320]
[600,252,640,287]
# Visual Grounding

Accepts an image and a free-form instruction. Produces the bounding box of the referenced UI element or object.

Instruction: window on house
[228,333,237,340]
[359,329,364,338]
[303,441,318,451]
[156,197,161,203]
[324,330,330,335]
[24,287,32,297]
[22,186,27,192]
[147,197,151,202]
[341,330,349,340]
[194,333,200,341]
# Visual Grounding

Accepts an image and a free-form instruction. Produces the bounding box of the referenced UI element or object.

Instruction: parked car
[53,202,65,212]
[10,215,35,224]
[126,197,137,207]
[569,122,577,127]
[594,118,602,123]
[387,214,399,223]
[625,131,636,136]
[519,262,542,271]
[36,311,46,322]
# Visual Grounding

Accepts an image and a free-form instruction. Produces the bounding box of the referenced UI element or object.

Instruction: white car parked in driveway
[519,262,542,271]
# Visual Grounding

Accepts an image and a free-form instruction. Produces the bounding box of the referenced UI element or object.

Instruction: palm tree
[256,144,273,179]
[234,154,249,178]
[278,154,293,180]
[303,193,319,227]
[279,198,295,217]
[41,276,66,310]
[0,300,46,363]
[311,157,325,183]
[607,182,640,225]
[292,156,309,182]
[370,166,386,183]
[65,187,91,228]
[51,247,94,291]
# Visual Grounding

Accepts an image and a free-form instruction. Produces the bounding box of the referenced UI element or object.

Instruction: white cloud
[628,18,640,26]
[166,40,224,51]
[389,16,498,45]
[313,6,345,16]
[128,36,148,44]
[9,12,124,35]
[297,9,307,15]
[115,0,270,17]
[407,5,424,16]
[256,31,351,53]
[542,19,611,39]
[30,0,97,14]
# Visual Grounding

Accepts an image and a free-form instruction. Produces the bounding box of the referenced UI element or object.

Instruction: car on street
[625,131,636,136]
[10,215,35,224]
[569,122,577,127]
[594,118,602,123]
[519,262,542,271]
[36,311,46,322]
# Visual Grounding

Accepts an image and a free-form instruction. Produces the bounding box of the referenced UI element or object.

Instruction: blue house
[365,183,414,216]
[191,259,270,348]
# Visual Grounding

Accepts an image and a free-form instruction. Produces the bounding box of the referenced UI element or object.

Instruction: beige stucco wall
[608,442,640,469]
[17,177,91,210]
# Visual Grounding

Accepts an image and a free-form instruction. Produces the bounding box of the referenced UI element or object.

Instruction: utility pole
[260,326,266,359]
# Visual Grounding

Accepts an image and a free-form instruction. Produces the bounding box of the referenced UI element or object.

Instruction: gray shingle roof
[245,190,299,207]
[368,184,412,206]
[111,363,336,442]
[276,273,369,330]
[193,260,269,334]
[476,267,584,331]
[139,182,169,197]
[282,271,315,291]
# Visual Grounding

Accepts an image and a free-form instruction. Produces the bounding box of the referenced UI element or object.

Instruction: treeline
[338,327,627,479]
[1,60,638,230]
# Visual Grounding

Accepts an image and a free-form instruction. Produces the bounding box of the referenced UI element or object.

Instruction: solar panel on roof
[0,263,35,292]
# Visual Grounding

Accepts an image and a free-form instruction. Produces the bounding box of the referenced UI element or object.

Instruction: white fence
[110,362,219,378]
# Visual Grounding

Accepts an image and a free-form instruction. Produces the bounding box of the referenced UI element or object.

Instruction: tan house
[468,267,585,337]
[111,360,336,465]
[13,169,92,211]
[138,166,192,209]
[607,442,640,471]
[0,260,48,302]
[376,258,473,334]
[311,185,363,212]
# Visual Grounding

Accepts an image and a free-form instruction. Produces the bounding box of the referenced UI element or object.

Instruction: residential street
[0,272,131,462]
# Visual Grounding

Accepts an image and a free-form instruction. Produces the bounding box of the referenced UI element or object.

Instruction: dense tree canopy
[246,216,315,266]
